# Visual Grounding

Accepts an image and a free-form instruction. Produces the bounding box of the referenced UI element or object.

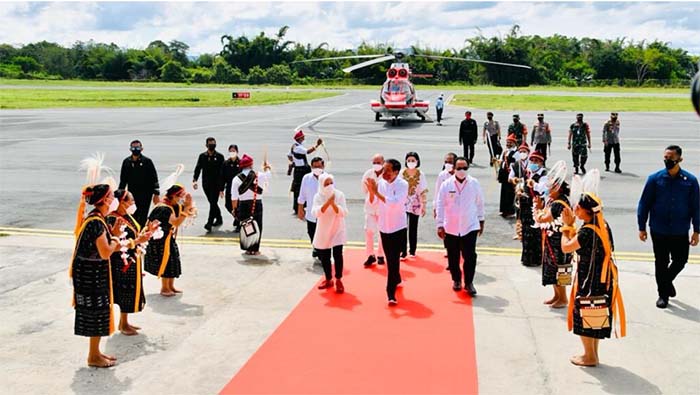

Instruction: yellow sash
[110,213,144,312]
[152,204,176,278]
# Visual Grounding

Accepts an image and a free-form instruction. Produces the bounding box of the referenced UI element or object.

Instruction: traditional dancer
[71,153,122,368]
[518,150,548,267]
[534,161,572,308]
[435,157,485,295]
[145,165,196,296]
[401,152,428,259]
[298,157,325,260]
[365,159,408,305]
[498,134,518,218]
[509,143,531,240]
[107,189,157,335]
[561,171,626,367]
[231,154,272,255]
[288,130,322,214]
[312,173,348,294]
[361,154,385,266]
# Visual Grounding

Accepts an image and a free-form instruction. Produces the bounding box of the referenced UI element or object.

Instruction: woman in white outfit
[312,173,348,294]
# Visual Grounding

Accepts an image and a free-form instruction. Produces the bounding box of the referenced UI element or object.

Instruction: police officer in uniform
[568,113,591,175]
[531,113,551,163]
[193,137,225,232]
[118,139,160,227]
[602,112,622,173]
[288,130,322,214]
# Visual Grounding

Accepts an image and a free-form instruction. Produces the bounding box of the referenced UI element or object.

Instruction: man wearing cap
[459,111,478,164]
[531,113,552,163]
[298,157,326,262]
[602,112,622,173]
[483,111,502,161]
[435,94,445,125]
[508,114,528,146]
[231,154,272,255]
[289,130,322,214]
[498,134,518,218]
[568,113,591,175]
[519,150,548,267]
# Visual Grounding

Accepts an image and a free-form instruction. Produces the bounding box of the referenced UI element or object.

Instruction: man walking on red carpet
[365,159,408,305]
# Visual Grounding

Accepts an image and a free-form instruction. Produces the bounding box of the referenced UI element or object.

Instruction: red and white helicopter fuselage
[370,63,429,124]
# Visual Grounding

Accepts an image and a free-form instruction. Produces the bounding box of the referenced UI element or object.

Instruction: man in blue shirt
[637,145,700,309]
[435,94,445,126]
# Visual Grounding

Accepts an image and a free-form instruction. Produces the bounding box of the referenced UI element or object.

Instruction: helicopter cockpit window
[384,81,410,94]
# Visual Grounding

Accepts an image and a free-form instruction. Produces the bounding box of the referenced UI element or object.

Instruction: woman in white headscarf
[311,173,348,294]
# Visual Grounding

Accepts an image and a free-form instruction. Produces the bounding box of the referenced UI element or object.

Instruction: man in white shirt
[436,157,485,295]
[231,154,271,255]
[298,157,325,261]
[433,152,458,264]
[288,130,322,214]
[365,159,408,305]
[361,154,385,266]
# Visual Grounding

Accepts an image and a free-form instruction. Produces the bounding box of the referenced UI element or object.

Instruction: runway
[1,88,699,255]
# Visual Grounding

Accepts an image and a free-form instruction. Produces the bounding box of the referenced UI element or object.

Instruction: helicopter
[292,49,531,125]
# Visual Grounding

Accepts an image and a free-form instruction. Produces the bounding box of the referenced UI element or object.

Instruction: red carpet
[220,249,478,395]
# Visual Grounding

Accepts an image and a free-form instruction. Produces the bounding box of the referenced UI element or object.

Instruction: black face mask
[537,117,544,121]
[576,117,583,122]
[664,159,678,170]
[130,147,142,155]
[207,144,216,151]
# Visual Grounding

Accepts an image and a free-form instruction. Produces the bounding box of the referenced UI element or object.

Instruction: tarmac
[0,233,698,395]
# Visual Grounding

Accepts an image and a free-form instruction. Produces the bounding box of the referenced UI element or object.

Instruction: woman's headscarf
[318,173,335,199]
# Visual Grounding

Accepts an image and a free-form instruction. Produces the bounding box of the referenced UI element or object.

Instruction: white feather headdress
[161,164,185,194]
[79,152,116,189]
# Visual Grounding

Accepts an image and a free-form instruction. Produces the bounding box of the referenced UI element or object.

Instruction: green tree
[247,65,267,84]
[160,60,186,82]
[265,64,295,85]
[10,56,42,73]
[212,57,243,83]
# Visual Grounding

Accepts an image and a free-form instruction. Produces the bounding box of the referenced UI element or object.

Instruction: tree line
[1,25,697,87]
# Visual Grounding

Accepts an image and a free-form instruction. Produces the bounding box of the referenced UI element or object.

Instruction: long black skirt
[111,255,145,313]
[499,182,515,215]
[145,236,182,278]
[73,257,112,337]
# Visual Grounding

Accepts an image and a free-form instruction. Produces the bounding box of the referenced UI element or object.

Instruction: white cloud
[1,1,698,55]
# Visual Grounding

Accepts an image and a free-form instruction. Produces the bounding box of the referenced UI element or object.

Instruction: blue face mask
[528,163,540,172]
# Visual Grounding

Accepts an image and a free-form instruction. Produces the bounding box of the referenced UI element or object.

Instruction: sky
[1,1,699,55]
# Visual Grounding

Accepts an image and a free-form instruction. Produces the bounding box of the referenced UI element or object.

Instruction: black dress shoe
[669,283,677,298]
[581,166,587,174]
[204,223,213,232]
[363,255,377,267]
[377,257,385,265]
[656,297,668,309]
[452,281,462,291]
[465,283,477,296]
[614,167,622,173]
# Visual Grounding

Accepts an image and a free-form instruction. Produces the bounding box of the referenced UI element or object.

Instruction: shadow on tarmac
[666,299,700,323]
[583,365,662,395]
[71,367,132,395]
[146,294,204,317]
[104,333,167,364]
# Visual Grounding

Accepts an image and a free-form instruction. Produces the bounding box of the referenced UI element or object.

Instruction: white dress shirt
[230,170,271,202]
[311,190,348,249]
[377,177,409,234]
[362,168,382,215]
[436,175,485,236]
[298,172,321,222]
[433,169,453,208]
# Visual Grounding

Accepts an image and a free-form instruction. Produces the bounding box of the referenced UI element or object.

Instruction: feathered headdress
[547,160,568,196]
[161,164,185,196]
[74,153,115,236]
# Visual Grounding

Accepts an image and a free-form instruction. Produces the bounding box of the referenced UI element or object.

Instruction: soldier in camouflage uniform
[507,114,528,146]
[567,113,591,175]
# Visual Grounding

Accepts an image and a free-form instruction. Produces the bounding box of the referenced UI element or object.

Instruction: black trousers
[131,192,152,227]
[604,143,621,168]
[403,213,420,256]
[463,142,476,163]
[237,200,263,252]
[307,220,318,257]
[445,231,478,285]
[535,143,548,162]
[487,135,502,158]
[317,245,344,280]
[204,187,222,225]
[651,233,689,298]
[572,145,588,169]
[436,108,443,123]
[291,166,310,212]
[380,228,407,300]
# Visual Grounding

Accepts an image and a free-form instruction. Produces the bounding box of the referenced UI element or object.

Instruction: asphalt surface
[1,89,699,254]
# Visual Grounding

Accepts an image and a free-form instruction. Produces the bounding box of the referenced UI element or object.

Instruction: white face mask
[323,183,334,196]
[312,168,324,176]
[444,163,454,172]
[230,151,237,159]
[406,162,417,169]
[456,169,468,179]
[126,204,137,215]
[372,164,383,172]
[241,168,251,175]
[108,199,119,213]
[518,152,528,161]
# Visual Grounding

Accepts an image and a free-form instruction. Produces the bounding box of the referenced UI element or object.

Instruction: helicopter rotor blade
[413,54,532,70]
[342,55,396,73]
[290,54,389,64]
